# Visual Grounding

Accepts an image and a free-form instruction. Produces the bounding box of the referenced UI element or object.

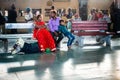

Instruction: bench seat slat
[0,34,33,39]
[72,27,107,31]
[72,25,107,27]
[5,23,34,29]
[72,21,115,36]
[73,32,115,36]
[72,21,107,24]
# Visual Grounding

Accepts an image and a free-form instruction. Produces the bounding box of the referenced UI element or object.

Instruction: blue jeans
[66,33,75,46]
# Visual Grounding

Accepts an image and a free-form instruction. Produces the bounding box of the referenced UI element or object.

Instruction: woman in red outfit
[11,15,56,54]
[33,15,56,52]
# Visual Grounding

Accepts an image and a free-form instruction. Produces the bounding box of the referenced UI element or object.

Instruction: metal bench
[0,23,35,52]
[72,21,115,46]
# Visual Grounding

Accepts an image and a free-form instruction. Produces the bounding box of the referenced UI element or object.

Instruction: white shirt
[5,10,8,17]
[24,12,33,22]
[36,11,40,16]
[88,14,93,21]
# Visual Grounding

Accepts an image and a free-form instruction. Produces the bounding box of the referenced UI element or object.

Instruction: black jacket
[8,9,17,23]
[0,13,5,25]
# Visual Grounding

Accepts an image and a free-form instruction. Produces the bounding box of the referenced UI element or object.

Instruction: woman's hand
[32,37,36,40]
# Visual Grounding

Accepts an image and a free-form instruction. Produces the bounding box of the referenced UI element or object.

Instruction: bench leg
[78,36,84,47]
[3,39,8,53]
[74,35,79,43]
[98,35,111,46]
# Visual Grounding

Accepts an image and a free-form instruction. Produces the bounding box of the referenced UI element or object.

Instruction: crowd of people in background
[88,9,111,31]
[0,4,115,36]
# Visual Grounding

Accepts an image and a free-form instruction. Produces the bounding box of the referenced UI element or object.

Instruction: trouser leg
[50,31,64,47]
[20,42,41,53]
[67,33,75,46]
[56,32,64,45]
[50,32,57,45]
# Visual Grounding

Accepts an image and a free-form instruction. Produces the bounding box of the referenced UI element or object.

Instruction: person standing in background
[97,11,104,21]
[50,6,56,12]
[0,8,3,16]
[8,4,17,34]
[24,8,33,23]
[35,11,40,17]
[4,9,8,22]
[72,13,82,21]
[21,10,24,16]
[67,19,72,32]
[87,10,94,21]
[50,6,57,18]
[103,12,111,32]
[67,8,73,19]
[24,8,33,33]
[0,12,5,34]
[18,8,22,16]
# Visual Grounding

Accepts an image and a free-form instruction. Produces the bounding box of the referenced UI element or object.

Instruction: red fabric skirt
[33,28,56,51]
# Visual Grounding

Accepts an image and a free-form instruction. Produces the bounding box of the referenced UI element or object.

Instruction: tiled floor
[0,37,120,80]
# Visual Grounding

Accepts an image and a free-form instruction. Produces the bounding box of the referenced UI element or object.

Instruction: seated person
[11,15,56,54]
[48,11,63,48]
[58,20,75,49]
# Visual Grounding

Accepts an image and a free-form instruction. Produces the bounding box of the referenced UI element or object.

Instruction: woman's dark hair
[36,15,41,20]
[59,20,64,24]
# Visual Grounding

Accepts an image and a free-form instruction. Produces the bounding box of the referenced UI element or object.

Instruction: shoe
[106,44,111,47]
[51,48,56,52]
[68,46,71,49]
[11,38,25,54]
[11,44,21,54]
[41,49,45,52]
